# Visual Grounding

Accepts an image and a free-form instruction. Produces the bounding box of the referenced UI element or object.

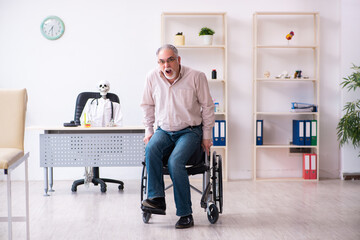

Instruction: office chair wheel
[71,186,77,192]
[212,153,223,214]
[101,186,107,193]
[142,212,151,223]
[207,203,219,224]
[118,184,124,190]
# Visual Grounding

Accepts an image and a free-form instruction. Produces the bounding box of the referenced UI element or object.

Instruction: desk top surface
[27,126,145,131]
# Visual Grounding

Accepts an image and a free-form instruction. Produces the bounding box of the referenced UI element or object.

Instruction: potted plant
[174,32,185,46]
[337,64,360,156]
[199,27,215,45]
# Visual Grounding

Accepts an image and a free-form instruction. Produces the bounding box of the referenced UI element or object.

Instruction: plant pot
[174,35,185,46]
[201,35,213,45]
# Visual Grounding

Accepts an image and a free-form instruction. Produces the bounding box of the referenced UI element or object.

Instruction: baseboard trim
[343,172,360,180]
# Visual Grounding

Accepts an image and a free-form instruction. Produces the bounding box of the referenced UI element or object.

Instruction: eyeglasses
[158,57,177,65]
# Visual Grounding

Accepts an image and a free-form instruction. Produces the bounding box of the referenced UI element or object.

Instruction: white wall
[340,0,360,176]
[0,0,344,181]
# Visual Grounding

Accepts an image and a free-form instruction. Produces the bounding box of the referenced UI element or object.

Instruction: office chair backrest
[74,92,120,125]
[0,88,27,150]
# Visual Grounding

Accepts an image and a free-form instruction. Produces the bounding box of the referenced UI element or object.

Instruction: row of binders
[213,120,226,146]
[293,120,317,145]
[256,119,317,146]
[303,153,317,179]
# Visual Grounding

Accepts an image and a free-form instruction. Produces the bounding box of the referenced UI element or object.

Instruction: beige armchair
[0,89,30,240]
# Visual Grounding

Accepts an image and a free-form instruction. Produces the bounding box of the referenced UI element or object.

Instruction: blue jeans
[145,126,202,217]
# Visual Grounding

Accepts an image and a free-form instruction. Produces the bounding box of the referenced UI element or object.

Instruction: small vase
[201,35,213,45]
[174,35,185,46]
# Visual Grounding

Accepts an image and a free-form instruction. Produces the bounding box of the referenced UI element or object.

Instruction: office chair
[70,92,124,193]
[0,88,30,240]
[141,145,223,224]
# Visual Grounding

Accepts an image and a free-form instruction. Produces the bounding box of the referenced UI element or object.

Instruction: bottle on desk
[84,113,91,128]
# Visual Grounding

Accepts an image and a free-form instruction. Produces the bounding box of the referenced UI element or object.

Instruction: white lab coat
[80,98,123,127]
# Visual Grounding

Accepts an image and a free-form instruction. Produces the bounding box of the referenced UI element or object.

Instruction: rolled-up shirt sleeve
[140,74,156,136]
[196,72,215,140]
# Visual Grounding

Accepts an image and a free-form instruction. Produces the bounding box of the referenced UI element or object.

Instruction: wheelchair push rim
[212,152,223,214]
[141,162,147,202]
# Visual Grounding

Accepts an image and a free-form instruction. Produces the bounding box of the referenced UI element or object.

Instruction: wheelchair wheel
[141,162,151,223]
[212,153,223,214]
[141,162,147,202]
[142,212,151,223]
[207,203,219,224]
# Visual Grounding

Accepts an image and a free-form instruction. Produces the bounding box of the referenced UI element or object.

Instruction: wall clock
[40,16,65,40]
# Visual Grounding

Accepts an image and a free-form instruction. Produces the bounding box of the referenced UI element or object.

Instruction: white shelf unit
[161,12,228,180]
[253,12,320,181]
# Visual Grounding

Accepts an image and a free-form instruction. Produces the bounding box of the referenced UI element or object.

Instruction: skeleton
[84,80,112,187]
[98,80,114,127]
[98,80,110,98]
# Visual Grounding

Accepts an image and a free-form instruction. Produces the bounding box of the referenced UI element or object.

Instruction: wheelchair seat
[162,145,208,176]
[141,145,223,224]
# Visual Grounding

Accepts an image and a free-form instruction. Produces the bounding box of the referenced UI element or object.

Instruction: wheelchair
[140,146,223,224]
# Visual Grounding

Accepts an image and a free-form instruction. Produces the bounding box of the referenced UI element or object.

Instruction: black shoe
[141,197,166,215]
[175,215,194,229]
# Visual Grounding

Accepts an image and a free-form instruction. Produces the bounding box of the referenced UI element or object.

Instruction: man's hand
[143,134,153,145]
[201,139,212,154]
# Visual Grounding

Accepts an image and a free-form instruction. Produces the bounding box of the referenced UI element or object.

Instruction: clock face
[41,16,65,40]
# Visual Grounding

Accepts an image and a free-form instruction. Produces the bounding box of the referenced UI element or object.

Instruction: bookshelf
[253,12,320,181]
[161,12,228,180]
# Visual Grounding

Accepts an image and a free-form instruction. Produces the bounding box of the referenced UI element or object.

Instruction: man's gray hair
[156,44,179,57]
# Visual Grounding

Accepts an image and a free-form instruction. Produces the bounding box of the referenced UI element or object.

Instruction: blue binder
[304,120,311,145]
[293,120,305,145]
[219,120,226,146]
[213,120,226,146]
[213,121,220,146]
[256,120,263,145]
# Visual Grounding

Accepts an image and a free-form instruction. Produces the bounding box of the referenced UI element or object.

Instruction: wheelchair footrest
[141,205,166,215]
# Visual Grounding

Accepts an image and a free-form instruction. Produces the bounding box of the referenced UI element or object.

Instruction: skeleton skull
[98,80,110,96]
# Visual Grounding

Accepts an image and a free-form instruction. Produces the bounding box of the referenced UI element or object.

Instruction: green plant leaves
[340,64,360,92]
[199,27,215,36]
[337,64,360,157]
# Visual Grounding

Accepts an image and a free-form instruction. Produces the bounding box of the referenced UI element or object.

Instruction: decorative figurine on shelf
[286,31,295,40]
[294,70,302,79]
[264,71,270,78]
[174,32,185,46]
[276,71,289,79]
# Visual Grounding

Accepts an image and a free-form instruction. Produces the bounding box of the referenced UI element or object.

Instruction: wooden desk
[32,126,145,195]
